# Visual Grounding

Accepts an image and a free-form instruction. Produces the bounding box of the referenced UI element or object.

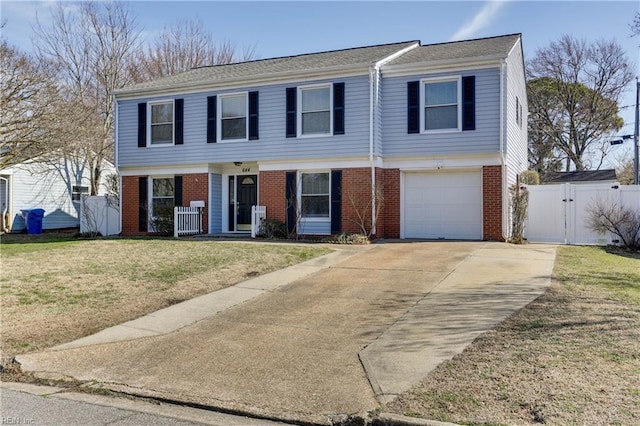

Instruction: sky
[2,0,639,167]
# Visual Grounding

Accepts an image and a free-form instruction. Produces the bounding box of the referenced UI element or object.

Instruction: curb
[372,413,460,426]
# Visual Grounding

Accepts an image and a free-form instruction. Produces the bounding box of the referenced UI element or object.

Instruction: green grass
[387,245,640,425]
[1,237,332,358]
[554,246,640,305]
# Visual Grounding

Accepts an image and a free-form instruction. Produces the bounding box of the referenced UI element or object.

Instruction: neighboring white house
[0,157,115,233]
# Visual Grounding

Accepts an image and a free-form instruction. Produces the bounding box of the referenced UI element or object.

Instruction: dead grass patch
[0,238,329,362]
[387,246,640,425]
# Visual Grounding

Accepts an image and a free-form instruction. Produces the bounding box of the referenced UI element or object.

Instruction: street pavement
[1,382,287,426]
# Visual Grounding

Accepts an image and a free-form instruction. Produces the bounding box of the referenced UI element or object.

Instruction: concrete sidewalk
[16,241,556,425]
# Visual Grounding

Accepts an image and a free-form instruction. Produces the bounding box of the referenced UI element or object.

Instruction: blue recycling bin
[21,208,45,234]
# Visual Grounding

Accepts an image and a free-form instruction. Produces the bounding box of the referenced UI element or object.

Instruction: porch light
[234,162,243,166]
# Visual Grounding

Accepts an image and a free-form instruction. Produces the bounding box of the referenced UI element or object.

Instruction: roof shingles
[121,41,419,93]
[117,34,521,94]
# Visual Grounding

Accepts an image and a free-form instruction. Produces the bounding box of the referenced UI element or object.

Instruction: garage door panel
[404,171,482,240]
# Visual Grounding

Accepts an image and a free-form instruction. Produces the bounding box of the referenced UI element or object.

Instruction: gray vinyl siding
[381,67,501,157]
[504,42,528,187]
[298,220,330,235]
[117,75,371,168]
[210,173,222,233]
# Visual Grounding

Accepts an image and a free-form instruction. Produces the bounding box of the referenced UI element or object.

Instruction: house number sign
[242,167,251,173]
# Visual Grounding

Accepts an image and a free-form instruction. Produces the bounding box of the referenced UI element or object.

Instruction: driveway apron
[15,242,555,424]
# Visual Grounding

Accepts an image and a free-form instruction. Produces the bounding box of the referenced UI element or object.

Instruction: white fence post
[251,205,266,238]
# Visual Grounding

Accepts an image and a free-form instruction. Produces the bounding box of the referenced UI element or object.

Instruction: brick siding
[376,168,401,238]
[121,173,209,236]
[482,165,504,241]
[259,170,287,223]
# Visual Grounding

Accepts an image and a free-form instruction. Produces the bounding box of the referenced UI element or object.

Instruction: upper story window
[286,83,344,138]
[220,93,248,141]
[149,101,174,145]
[299,85,332,136]
[421,78,460,132]
[300,172,330,219]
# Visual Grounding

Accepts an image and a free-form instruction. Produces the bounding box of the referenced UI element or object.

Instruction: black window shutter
[330,170,342,234]
[286,172,296,234]
[407,81,419,134]
[249,91,259,140]
[333,83,345,135]
[175,99,184,145]
[286,87,297,138]
[138,103,147,147]
[462,76,476,131]
[138,177,148,232]
[174,176,183,207]
[207,96,217,143]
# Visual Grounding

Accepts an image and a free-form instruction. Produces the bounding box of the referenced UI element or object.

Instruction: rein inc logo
[2,418,35,425]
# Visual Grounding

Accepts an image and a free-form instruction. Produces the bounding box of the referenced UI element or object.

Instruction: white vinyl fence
[525,183,640,245]
[251,205,266,238]
[174,206,203,237]
[80,195,120,236]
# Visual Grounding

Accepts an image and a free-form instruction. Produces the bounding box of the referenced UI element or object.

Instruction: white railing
[251,205,266,238]
[174,206,203,237]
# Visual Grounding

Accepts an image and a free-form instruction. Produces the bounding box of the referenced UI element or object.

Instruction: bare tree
[344,184,384,238]
[527,35,633,171]
[0,41,62,169]
[33,1,141,195]
[129,19,256,83]
[588,198,640,250]
[632,12,640,38]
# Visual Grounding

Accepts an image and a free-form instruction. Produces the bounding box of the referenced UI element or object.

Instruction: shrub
[257,218,287,239]
[520,170,540,185]
[323,232,370,245]
[508,184,529,244]
[150,206,174,236]
[587,199,640,251]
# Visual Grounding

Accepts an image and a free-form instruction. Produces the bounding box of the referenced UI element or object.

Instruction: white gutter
[499,58,508,241]
[368,42,420,235]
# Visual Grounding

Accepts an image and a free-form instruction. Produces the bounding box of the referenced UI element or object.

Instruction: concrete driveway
[17,241,556,425]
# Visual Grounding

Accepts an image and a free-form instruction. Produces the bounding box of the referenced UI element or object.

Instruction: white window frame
[420,76,462,134]
[217,92,249,142]
[147,100,175,146]
[297,170,331,222]
[71,185,89,202]
[297,84,333,138]
[149,176,174,228]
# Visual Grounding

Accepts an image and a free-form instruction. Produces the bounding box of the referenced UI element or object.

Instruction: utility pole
[634,78,639,184]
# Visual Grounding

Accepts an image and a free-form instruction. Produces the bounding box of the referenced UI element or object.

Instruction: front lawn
[0,237,330,362]
[387,246,640,425]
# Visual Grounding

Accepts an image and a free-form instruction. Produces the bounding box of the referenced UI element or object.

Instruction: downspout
[499,58,508,241]
[114,95,123,235]
[0,176,9,233]
[369,65,378,236]
[368,42,419,237]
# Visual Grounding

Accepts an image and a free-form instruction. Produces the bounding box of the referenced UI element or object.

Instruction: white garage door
[404,171,482,240]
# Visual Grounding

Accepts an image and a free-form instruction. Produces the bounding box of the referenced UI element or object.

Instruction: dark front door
[236,175,257,231]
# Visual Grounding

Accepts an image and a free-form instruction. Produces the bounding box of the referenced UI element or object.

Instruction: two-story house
[114,34,527,240]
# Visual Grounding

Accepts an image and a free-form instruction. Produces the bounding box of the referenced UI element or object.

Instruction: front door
[235,175,257,231]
